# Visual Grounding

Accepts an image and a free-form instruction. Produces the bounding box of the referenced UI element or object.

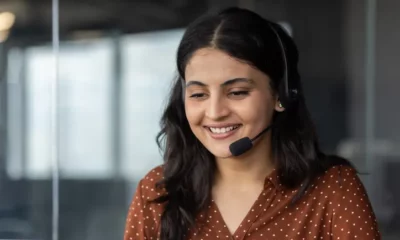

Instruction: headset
[181,22,299,109]
[229,22,301,156]
[268,22,299,109]
[179,21,301,156]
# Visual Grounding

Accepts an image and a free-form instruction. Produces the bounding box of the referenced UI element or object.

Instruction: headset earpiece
[268,23,299,109]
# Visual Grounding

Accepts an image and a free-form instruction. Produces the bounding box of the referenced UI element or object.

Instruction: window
[6,29,184,180]
[120,29,184,179]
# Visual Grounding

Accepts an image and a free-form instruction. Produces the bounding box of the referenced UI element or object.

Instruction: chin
[213,152,232,159]
[205,145,233,159]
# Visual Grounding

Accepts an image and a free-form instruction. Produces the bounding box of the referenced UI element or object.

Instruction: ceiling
[0,0,214,45]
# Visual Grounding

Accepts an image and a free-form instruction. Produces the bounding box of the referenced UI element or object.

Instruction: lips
[208,125,240,134]
[204,124,242,140]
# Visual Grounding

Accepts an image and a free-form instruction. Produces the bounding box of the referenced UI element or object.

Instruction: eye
[189,93,207,99]
[229,91,249,96]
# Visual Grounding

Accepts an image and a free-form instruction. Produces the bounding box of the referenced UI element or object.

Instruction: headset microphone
[229,125,273,156]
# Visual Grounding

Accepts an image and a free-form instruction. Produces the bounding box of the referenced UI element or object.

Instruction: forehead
[184,48,260,82]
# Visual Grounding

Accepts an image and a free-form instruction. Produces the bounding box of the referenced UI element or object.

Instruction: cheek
[234,95,274,123]
[184,102,203,126]
[236,106,264,125]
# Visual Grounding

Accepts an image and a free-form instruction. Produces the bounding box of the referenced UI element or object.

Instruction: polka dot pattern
[124,165,381,239]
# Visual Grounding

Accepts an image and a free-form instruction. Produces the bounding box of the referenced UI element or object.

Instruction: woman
[124,7,381,240]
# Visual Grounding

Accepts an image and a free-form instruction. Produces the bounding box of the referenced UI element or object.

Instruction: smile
[208,125,240,134]
[204,124,242,140]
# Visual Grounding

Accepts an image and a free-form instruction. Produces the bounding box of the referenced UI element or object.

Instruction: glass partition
[1,0,54,239]
[54,0,400,239]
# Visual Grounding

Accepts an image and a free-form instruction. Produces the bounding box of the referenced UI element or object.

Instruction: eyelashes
[229,91,249,96]
[189,93,206,98]
[189,91,250,99]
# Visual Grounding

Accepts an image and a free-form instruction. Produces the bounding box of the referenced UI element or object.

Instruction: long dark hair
[152,7,352,240]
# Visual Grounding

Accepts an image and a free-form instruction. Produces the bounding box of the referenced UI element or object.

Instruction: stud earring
[279,102,283,108]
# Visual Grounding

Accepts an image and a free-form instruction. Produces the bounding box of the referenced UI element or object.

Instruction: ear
[274,97,285,112]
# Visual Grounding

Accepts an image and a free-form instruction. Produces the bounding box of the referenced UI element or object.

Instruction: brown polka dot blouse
[124,165,381,239]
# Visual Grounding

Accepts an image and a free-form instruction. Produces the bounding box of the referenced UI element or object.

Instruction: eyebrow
[185,78,255,88]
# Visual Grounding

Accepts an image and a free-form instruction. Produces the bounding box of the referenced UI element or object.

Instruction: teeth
[209,125,239,134]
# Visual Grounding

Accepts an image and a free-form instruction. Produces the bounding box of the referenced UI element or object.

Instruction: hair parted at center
[150,7,353,240]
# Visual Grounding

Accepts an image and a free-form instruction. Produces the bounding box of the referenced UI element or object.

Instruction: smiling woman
[184,48,282,159]
[124,7,381,240]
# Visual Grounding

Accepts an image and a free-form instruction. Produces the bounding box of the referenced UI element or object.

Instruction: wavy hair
[151,7,352,240]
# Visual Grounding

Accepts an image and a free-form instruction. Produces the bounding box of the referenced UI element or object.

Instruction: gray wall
[345,0,400,226]
[255,0,349,152]
[346,0,400,142]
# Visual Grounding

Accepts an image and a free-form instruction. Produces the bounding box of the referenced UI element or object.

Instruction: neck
[214,133,275,188]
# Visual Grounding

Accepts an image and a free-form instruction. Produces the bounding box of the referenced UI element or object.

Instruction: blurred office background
[0,0,398,239]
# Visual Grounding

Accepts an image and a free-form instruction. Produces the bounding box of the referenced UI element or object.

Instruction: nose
[205,95,230,120]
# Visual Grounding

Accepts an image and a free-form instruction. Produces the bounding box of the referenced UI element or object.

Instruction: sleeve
[331,166,381,240]
[124,179,158,240]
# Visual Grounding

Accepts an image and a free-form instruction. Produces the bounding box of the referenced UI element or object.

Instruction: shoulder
[312,164,365,200]
[318,164,371,208]
[140,164,165,186]
[306,164,370,209]
[136,164,166,201]
[316,164,362,192]
[313,164,381,238]
[124,165,166,240]
[321,166,381,240]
